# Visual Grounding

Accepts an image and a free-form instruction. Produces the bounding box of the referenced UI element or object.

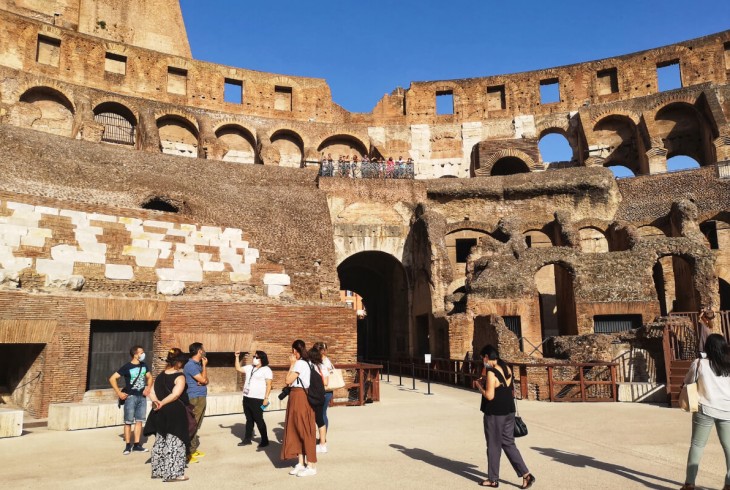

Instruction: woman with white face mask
[234,350,273,448]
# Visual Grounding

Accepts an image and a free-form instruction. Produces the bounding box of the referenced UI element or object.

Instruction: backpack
[305,362,325,407]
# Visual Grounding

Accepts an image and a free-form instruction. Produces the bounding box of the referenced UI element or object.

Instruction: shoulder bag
[327,368,346,390]
[509,367,528,438]
[679,361,701,413]
[118,365,145,408]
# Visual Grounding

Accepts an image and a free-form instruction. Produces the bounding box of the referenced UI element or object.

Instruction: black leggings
[314,404,325,429]
[243,396,268,443]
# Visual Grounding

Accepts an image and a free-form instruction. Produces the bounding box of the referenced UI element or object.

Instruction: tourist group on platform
[109,311,730,489]
[110,340,336,482]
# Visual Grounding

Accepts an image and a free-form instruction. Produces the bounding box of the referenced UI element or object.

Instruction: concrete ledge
[47,392,293,431]
[0,408,23,438]
[617,382,667,403]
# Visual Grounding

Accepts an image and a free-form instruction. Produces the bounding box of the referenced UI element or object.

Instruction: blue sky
[179,0,729,174]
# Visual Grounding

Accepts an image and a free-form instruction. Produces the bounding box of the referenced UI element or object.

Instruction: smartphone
[261,402,270,411]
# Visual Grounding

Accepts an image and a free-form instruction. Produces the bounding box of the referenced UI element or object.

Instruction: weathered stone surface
[157,280,185,296]
[0,408,22,438]
[104,264,134,280]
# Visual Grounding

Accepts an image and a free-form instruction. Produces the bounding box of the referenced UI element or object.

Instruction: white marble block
[263,273,291,286]
[0,408,22,438]
[105,264,134,280]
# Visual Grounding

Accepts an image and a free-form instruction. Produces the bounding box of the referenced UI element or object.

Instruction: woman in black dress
[473,345,535,488]
[145,348,190,482]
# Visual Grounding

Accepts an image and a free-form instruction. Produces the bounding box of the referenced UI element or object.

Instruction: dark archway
[337,252,408,361]
[535,262,577,338]
[720,278,730,311]
[491,156,530,176]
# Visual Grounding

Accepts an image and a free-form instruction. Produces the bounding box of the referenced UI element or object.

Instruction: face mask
[483,360,489,368]
[252,358,261,366]
[138,353,146,362]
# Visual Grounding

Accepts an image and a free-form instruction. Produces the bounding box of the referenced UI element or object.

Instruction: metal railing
[376,357,617,402]
[318,160,415,179]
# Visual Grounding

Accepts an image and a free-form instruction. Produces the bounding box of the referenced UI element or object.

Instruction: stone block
[149,240,172,250]
[222,228,243,240]
[156,268,203,282]
[143,220,174,229]
[159,249,171,260]
[74,251,106,264]
[60,209,88,222]
[96,402,125,427]
[204,393,243,416]
[174,258,202,271]
[20,233,47,248]
[201,226,222,235]
[0,233,21,248]
[75,225,103,236]
[180,224,197,232]
[186,235,209,246]
[0,270,20,289]
[131,239,149,248]
[230,240,249,249]
[48,403,99,431]
[199,253,212,262]
[77,241,106,255]
[263,273,291,286]
[35,206,59,216]
[0,408,23,438]
[230,271,251,282]
[123,246,159,267]
[265,284,285,297]
[105,264,134,280]
[6,202,34,212]
[0,246,12,261]
[175,243,195,253]
[50,244,78,262]
[166,228,190,237]
[203,261,225,272]
[66,275,85,291]
[231,263,251,274]
[174,250,199,261]
[119,217,143,227]
[89,213,117,223]
[1,257,32,272]
[131,231,165,242]
[6,214,40,227]
[157,280,185,296]
[1,224,29,237]
[209,238,229,248]
[36,259,74,283]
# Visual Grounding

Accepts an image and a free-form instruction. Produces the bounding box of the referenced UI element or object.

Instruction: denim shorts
[123,394,147,424]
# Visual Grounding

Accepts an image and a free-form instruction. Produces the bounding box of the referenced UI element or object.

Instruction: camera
[278,386,291,400]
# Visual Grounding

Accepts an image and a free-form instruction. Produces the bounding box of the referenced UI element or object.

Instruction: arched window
[538,132,572,164]
[666,155,700,172]
[491,157,530,176]
[216,125,256,164]
[157,116,198,158]
[271,130,304,168]
[578,227,609,253]
[605,164,635,178]
[18,87,74,137]
[94,102,136,146]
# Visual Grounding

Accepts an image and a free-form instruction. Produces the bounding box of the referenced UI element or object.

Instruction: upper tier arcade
[0,6,728,178]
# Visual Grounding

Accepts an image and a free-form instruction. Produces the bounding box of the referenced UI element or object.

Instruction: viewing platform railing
[318,161,415,179]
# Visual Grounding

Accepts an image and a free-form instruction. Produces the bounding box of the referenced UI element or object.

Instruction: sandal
[521,473,536,489]
[479,481,498,488]
[163,476,189,482]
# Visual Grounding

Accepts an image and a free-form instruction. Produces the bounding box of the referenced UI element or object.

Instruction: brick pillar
[646,146,668,174]
[714,136,730,162]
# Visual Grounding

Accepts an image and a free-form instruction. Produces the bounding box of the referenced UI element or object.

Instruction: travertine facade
[0,1,729,415]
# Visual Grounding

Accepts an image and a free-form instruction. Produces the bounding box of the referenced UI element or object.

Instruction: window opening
[37,35,61,67]
[487,85,506,110]
[224,78,243,104]
[455,238,477,263]
[539,78,560,104]
[105,52,126,75]
[167,67,188,95]
[94,111,135,145]
[274,86,292,111]
[596,68,618,95]
[593,314,642,333]
[436,90,454,115]
[657,60,682,92]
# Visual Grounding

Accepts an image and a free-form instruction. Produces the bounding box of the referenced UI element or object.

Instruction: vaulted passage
[337,252,408,361]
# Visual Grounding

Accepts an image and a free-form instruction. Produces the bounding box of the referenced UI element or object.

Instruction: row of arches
[14,86,371,167]
[477,98,721,177]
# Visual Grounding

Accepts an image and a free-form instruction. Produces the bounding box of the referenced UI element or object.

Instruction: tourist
[184,342,209,463]
[698,309,716,354]
[234,350,273,448]
[109,345,152,455]
[473,345,535,489]
[680,333,730,490]
[145,348,190,482]
[386,157,395,178]
[352,154,359,178]
[314,342,335,453]
[281,339,317,477]
[308,346,328,454]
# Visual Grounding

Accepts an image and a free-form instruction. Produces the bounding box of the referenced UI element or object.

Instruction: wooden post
[358,366,364,406]
[547,366,554,402]
[579,365,586,402]
[662,323,673,405]
[520,365,529,400]
[610,365,617,402]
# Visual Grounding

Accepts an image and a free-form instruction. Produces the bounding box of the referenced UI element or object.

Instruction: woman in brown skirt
[281,339,318,477]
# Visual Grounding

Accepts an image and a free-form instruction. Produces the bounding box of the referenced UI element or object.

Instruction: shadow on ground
[390,443,489,484]
[532,447,682,490]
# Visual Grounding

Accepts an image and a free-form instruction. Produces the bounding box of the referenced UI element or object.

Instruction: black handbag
[513,414,528,438]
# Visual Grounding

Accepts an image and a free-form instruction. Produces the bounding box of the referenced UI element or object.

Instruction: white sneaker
[297,467,317,477]
[316,444,328,453]
[288,464,305,475]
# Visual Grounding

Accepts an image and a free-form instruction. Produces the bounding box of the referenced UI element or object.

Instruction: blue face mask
[138,353,146,362]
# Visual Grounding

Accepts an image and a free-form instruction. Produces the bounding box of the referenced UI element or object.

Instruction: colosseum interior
[0,0,729,422]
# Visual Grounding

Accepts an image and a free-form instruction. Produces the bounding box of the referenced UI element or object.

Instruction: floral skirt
[151,433,186,480]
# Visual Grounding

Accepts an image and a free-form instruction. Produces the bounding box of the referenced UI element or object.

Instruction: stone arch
[524,229,553,248]
[653,102,716,165]
[534,260,578,337]
[491,157,531,176]
[654,253,701,314]
[17,86,75,137]
[538,129,574,164]
[474,149,535,177]
[636,225,666,238]
[317,134,368,160]
[215,124,257,164]
[156,115,199,158]
[270,129,304,168]
[93,101,137,146]
[578,226,609,253]
[593,115,648,174]
[337,251,409,359]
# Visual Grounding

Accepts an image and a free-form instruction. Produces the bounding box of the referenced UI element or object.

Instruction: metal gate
[94,111,136,145]
[86,321,156,390]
